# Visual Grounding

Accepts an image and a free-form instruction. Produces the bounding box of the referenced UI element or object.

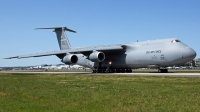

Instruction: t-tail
[35,27,76,50]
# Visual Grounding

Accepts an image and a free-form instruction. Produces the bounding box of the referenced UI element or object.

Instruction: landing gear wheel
[97,69,102,73]
[101,69,106,73]
[116,69,120,73]
[92,70,97,73]
[158,69,162,73]
[158,69,168,73]
[111,69,116,73]
[127,69,132,73]
[163,69,168,73]
[121,69,125,73]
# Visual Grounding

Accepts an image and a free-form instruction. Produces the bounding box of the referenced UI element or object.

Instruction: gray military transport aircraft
[5,27,196,73]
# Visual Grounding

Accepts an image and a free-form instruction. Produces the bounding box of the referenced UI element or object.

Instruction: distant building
[194,58,200,67]
[186,60,194,67]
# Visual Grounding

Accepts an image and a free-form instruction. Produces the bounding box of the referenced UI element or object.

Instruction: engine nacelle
[62,54,78,64]
[89,51,105,62]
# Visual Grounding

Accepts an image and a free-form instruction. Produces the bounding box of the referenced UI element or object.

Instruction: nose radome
[190,48,196,59]
[181,47,196,60]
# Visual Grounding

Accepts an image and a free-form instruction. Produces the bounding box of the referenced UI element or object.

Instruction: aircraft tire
[126,69,132,73]
[92,70,96,73]
[121,69,125,73]
[115,69,119,73]
[158,69,168,73]
[102,69,106,73]
[164,69,168,73]
[98,69,102,73]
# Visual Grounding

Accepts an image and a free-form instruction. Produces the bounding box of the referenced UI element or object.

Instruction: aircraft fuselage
[91,39,196,70]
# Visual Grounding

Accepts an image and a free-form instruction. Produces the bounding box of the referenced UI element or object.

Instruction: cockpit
[171,39,181,43]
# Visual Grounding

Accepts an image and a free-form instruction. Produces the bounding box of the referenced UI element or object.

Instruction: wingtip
[4,57,12,59]
[4,56,19,59]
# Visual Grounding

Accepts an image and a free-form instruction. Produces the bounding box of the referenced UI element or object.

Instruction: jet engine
[62,54,78,64]
[89,51,105,62]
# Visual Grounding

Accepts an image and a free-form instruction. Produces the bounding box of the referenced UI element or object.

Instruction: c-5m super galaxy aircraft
[5,27,196,73]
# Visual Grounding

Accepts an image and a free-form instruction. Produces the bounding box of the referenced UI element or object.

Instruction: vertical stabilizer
[35,27,76,50]
[54,28,71,50]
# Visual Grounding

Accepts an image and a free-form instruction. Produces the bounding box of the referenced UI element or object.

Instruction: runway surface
[1,71,200,77]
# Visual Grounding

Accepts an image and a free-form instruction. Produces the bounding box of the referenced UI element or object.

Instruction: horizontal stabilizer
[4,56,19,59]
[35,27,76,33]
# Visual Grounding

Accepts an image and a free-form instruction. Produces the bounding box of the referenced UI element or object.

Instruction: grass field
[8,69,200,73]
[1,73,200,112]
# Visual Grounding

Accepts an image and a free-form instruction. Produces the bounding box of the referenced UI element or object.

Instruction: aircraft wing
[5,44,125,59]
[4,50,67,59]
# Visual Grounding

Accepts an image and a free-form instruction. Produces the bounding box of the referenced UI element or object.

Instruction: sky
[0,0,199,67]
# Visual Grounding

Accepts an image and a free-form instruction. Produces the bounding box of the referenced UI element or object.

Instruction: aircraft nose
[182,47,196,60]
[189,48,196,59]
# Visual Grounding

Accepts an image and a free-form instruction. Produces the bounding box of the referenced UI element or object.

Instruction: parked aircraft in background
[5,26,196,73]
[31,65,49,70]
[70,64,84,70]
[174,67,180,70]
[55,64,69,70]
[166,66,173,69]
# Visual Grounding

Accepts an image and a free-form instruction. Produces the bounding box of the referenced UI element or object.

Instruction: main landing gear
[92,69,132,73]
[158,69,168,73]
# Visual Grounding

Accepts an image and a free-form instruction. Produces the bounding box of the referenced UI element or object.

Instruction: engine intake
[89,51,105,62]
[62,54,78,64]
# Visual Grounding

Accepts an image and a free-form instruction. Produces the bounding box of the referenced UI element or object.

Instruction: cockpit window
[171,40,181,43]
[175,40,181,42]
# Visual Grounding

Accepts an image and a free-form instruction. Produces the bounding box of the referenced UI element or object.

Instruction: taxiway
[1,71,200,77]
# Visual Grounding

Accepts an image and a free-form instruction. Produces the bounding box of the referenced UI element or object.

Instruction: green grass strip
[1,73,200,112]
